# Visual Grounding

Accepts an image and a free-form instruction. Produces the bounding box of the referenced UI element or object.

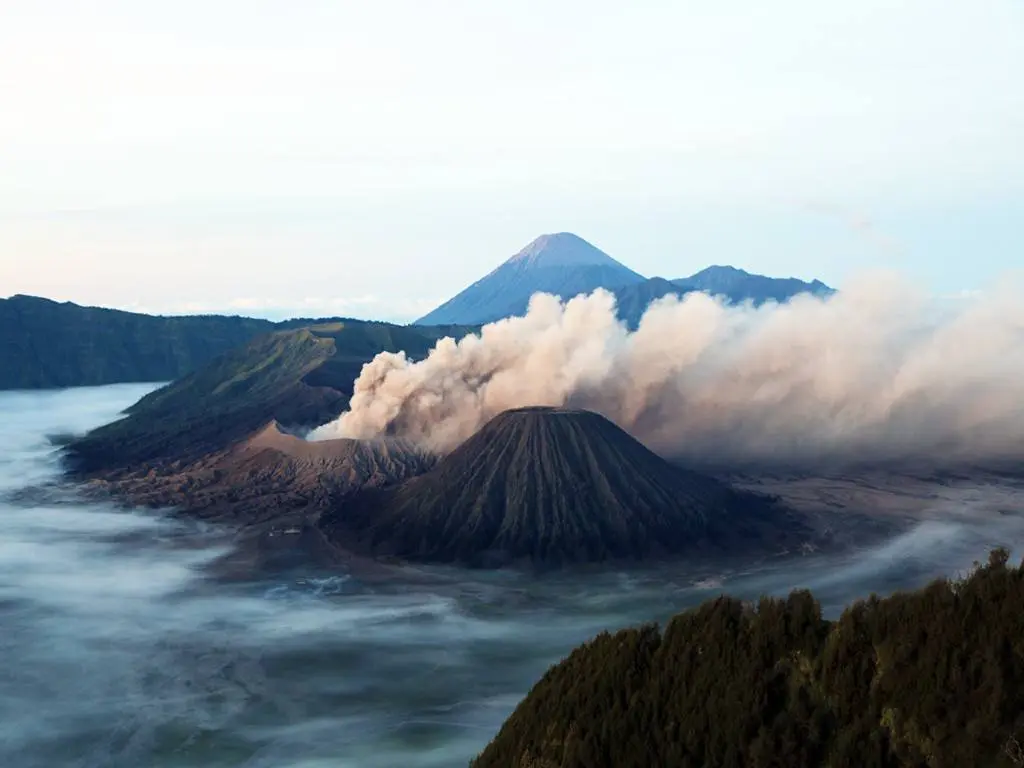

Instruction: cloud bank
[309,274,1024,469]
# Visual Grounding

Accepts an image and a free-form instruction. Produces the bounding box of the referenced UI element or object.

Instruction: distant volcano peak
[414,233,645,325]
[507,232,626,270]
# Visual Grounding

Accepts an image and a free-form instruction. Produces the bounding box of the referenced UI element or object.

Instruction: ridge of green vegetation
[473,548,1024,768]
[65,320,475,474]
[0,294,276,390]
[1,293,476,391]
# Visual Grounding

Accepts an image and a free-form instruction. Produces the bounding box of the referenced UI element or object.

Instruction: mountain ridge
[6,233,833,390]
[0,293,473,391]
[63,320,474,474]
[415,233,833,326]
[674,264,833,305]
[415,233,646,325]
[0,294,276,390]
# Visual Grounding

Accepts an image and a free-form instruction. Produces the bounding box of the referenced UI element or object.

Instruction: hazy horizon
[2,2,1022,322]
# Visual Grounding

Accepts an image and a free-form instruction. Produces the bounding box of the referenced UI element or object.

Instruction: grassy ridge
[65,321,475,474]
[1,294,276,390]
[1,293,476,391]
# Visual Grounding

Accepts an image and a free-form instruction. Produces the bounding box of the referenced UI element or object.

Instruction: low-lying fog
[2,385,1022,767]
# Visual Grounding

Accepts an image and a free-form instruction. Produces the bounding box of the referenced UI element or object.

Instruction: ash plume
[308,273,1024,469]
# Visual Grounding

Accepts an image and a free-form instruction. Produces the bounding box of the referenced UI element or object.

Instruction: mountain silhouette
[415,233,645,325]
[415,234,833,327]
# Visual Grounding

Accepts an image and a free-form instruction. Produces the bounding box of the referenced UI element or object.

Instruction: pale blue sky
[1,1,1022,321]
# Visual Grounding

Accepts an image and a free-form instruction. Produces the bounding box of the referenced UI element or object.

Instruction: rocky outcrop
[86,421,436,526]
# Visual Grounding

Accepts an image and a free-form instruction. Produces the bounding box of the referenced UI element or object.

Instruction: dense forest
[474,548,1024,767]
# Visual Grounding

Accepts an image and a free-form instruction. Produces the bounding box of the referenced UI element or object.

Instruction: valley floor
[731,467,1024,551]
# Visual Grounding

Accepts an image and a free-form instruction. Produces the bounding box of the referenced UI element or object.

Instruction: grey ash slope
[323,407,810,567]
[99,421,436,524]
[415,233,645,325]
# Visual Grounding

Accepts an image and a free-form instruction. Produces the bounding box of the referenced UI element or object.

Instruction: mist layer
[309,275,1024,468]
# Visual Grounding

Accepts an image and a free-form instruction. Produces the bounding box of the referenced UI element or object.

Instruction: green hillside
[0,294,277,390]
[473,548,1024,768]
[65,320,474,474]
[0,294,472,391]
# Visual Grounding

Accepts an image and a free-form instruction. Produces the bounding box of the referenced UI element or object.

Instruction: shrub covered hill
[0,294,278,389]
[322,407,812,567]
[473,547,1024,768]
[0,293,472,391]
[64,319,471,475]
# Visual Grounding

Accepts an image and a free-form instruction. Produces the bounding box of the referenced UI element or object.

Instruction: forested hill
[473,547,1024,768]
[0,294,469,391]
[0,294,278,389]
[63,320,474,474]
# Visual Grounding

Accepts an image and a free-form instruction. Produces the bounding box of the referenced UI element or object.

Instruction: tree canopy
[474,548,1024,768]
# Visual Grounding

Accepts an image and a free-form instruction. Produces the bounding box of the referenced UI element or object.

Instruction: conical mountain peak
[323,407,809,566]
[414,233,645,325]
[414,234,833,326]
[507,232,624,269]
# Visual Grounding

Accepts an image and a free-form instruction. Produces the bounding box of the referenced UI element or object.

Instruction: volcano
[322,407,810,566]
[414,233,645,325]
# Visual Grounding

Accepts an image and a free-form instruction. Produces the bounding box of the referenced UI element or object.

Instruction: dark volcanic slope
[324,407,808,566]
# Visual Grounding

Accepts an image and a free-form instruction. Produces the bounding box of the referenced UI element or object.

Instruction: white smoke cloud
[308,273,1024,469]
